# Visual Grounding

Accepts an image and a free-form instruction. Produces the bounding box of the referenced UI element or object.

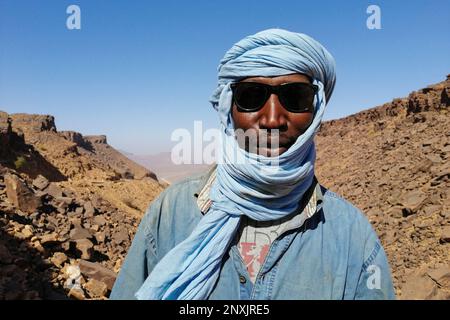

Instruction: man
[110,29,395,300]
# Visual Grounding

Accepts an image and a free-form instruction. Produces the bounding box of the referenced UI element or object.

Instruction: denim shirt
[110,166,396,300]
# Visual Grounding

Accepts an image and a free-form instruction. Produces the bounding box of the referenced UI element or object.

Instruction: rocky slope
[315,75,450,299]
[4,113,157,181]
[0,75,448,300]
[0,112,165,299]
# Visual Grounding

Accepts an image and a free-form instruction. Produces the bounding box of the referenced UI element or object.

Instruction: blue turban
[136,28,336,300]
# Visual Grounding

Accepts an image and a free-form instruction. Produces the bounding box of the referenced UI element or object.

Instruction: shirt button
[239,275,246,284]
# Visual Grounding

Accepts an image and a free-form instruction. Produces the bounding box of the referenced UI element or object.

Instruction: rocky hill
[315,75,450,299]
[0,75,448,300]
[0,112,165,299]
[3,113,157,181]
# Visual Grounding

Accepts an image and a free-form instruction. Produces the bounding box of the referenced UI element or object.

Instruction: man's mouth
[256,135,294,157]
[256,145,288,157]
[235,129,296,157]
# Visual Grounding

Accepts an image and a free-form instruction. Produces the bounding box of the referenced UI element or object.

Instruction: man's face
[231,73,314,157]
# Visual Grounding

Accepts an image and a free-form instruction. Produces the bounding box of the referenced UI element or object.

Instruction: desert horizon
[1,74,449,299]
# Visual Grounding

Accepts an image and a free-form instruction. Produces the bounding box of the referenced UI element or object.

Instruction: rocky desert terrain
[315,75,450,299]
[0,113,165,299]
[0,74,448,300]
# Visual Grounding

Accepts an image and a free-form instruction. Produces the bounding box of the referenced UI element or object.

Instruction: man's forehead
[240,73,311,84]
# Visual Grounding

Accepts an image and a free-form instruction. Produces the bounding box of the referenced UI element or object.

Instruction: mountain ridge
[0,74,448,299]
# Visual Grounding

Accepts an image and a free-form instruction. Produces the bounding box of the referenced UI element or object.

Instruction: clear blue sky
[1,0,449,154]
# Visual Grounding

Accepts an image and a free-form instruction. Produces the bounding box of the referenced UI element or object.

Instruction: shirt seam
[362,241,381,272]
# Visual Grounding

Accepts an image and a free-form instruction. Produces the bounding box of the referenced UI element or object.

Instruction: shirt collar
[193,164,324,216]
[193,163,217,198]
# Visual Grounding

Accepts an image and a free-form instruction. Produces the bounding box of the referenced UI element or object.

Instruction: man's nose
[259,94,288,131]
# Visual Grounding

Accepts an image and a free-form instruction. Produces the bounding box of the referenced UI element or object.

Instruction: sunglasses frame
[230,81,319,113]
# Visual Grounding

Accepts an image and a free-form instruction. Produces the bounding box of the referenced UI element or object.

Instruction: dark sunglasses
[230,81,318,113]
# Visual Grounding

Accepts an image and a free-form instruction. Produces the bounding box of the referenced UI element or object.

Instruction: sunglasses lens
[279,83,315,113]
[233,83,268,112]
[232,82,316,113]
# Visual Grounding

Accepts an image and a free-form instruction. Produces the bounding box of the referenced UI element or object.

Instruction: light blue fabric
[111,167,397,300]
[135,28,336,300]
